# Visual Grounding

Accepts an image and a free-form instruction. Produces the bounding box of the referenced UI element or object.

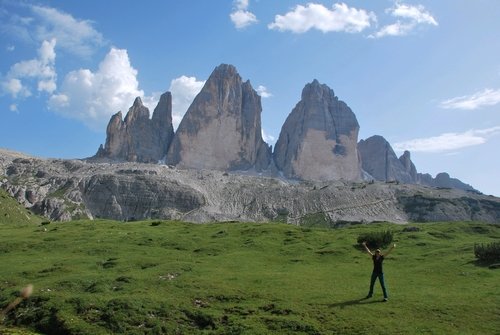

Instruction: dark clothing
[372,255,384,273]
[368,254,388,298]
[368,272,388,298]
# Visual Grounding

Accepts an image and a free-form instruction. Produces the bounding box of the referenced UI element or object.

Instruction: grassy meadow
[0,192,499,334]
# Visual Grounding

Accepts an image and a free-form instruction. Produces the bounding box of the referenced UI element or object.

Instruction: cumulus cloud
[1,78,29,98]
[48,47,148,130]
[262,129,276,144]
[1,3,104,57]
[168,75,205,130]
[1,39,57,98]
[256,85,272,98]
[268,2,376,33]
[370,2,438,38]
[393,126,500,153]
[440,89,500,110]
[230,0,258,29]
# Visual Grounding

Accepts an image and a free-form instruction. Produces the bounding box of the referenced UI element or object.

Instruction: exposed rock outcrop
[358,135,415,183]
[95,92,174,163]
[418,172,476,192]
[1,149,499,224]
[274,80,361,181]
[358,135,477,192]
[166,64,271,171]
[399,150,418,182]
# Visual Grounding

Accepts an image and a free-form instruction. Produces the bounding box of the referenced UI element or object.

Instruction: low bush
[357,230,393,249]
[474,242,500,263]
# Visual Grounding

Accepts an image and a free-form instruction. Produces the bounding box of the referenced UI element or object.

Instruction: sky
[1,0,499,197]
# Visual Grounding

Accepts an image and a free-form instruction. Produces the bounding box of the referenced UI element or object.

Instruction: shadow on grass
[466,259,500,268]
[326,297,385,309]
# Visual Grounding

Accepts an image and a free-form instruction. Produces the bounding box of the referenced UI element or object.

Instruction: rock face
[358,135,415,183]
[274,80,361,181]
[399,150,418,182]
[419,172,476,192]
[166,64,271,171]
[95,93,174,163]
[358,135,477,192]
[1,149,499,224]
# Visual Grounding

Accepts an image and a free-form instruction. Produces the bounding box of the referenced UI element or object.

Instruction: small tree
[474,242,500,263]
[357,230,393,249]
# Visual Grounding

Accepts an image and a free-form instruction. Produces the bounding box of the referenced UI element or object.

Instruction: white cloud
[1,4,104,58]
[1,78,29,98]
[268,3,376,33]
[168,76,205,130]
[370,2,438,38]
[6,45,15,52]
[234,0,249,10]
[230,0,258,29]
[440,88,500,110]
[256,85,272,98]
[1,39,57,98]
[262,129,276,144]
[393,126,500,153]
[48,47,148,130]
[30,5,104,57]
[391,3,437,25]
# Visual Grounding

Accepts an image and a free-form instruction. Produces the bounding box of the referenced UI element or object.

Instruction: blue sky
[1,0,499,196]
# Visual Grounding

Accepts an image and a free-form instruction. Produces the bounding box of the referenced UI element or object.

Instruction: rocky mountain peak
[273,80,361,181]
[124,97,149,124]
[166,64,271,171]
[93,92,174,163]
[358,135,415,183]
[301,79,331,101]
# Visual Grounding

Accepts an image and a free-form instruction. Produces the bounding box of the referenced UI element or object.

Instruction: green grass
[0,188,42,226]
[0,217,499,334]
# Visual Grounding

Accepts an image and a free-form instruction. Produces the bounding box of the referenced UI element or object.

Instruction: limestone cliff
[166,64,271,171]
[358,135,477,192]
[1,149,498,224]
[358,135,415,183]
[95,93,174,163]
[274,80,361,181]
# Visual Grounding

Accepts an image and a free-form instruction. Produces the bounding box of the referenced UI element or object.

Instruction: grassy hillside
[0,188,42,226]
[0,219,498,334]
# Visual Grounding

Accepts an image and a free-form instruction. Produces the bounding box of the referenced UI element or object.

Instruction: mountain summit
[92,63,476,193]
[166,64,271,171]
[274,79,361,181]
[95,92,174,163]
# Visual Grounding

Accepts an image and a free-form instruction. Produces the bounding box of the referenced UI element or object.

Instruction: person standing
[362,241,396,301]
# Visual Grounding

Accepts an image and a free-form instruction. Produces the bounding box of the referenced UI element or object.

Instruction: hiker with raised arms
[362,241,396,302]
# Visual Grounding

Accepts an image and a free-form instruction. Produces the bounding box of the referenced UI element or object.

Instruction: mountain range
[93,64,475,192]
[2,64,498,224]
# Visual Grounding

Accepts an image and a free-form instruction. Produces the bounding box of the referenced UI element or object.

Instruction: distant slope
[1,149,499,224]
[0,187,42,225]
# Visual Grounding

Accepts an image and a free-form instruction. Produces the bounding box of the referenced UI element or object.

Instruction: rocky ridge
[274,80,361,181]
[95,93,174,163]
[1,149,498,224]
[93,64,474,192]
[166,64,271,171]
[359,135,476,192]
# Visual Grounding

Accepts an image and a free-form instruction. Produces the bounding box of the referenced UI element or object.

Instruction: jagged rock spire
[273,79,361,181]
[94,92,174,163]
[166,64,271,171]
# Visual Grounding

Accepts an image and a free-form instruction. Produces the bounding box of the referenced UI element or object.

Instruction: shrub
[474,242,500,263]
[357,230,393,249]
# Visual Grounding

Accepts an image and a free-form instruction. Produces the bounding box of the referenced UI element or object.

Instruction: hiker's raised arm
[384,243,396,257]
[362,241,373,256]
